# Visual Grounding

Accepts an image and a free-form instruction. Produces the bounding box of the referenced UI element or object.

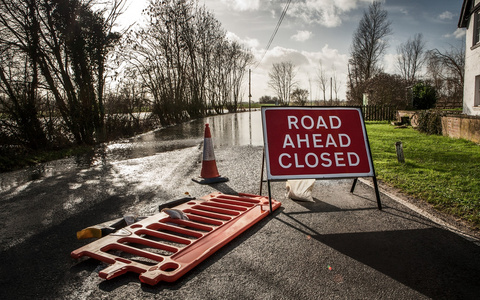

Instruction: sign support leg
[351,177,382,210]
[267,180,273,213]
[372,176,382,210]
[350,178,358,193]
[259,150,265,195]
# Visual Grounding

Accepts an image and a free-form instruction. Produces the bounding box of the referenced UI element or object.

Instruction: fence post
[395,141,405,163]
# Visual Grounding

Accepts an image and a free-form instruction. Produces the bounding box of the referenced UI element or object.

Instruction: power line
[254,0,292,69]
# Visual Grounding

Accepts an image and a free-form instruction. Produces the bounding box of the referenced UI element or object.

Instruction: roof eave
[458,0,472,28]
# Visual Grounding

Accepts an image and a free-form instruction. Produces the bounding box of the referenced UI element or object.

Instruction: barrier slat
[159,219,215,232]
[201,201,249,211]
[190,204,242,216]
[71,192,281,285]
[135,228,192,245]
[210,198,256,207]
[147,223,205,238]
[183,208,233,220]
[184,214,224,226]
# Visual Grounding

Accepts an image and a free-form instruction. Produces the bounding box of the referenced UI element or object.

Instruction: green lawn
[366,122,480,229]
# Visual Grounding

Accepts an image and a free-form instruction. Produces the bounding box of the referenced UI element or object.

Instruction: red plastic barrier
[71,193,281,285]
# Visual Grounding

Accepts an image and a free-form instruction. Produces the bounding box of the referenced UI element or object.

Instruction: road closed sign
[262,107,374,180]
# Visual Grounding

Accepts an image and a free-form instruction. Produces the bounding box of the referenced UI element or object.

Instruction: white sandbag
[285,179,316,202]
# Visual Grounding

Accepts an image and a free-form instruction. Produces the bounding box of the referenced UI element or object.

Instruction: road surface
[1,111,479,299]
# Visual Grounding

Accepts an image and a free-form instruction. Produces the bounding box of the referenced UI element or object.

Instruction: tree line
[266,60,343,106]
[266,1,464,110]
[0,0,122,149]
[116,0,253,124]
[0,0,253,153]
[348,1,464,109]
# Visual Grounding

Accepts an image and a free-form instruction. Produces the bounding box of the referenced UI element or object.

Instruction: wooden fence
[360,105,396,121]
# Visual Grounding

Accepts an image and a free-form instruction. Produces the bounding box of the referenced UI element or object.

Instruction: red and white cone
[192,124,229,184]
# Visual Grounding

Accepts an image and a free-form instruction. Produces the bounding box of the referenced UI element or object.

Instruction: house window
[475,75,480,107]
[475,11,480,47]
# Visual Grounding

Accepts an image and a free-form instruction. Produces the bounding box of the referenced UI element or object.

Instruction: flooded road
[0,110,265,259]
[0,110,271,298]
[105,109,264,161]
[0,111,263,192]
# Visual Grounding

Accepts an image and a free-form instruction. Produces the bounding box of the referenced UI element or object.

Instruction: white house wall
[463,10,480,116]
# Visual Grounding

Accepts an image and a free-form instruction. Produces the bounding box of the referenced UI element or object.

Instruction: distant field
[238,102,270,109]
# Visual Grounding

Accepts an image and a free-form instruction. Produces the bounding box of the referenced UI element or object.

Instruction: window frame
[475,75,480,107]
[474,10,480,48]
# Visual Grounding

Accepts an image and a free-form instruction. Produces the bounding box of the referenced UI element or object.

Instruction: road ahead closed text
[262,107,374,179]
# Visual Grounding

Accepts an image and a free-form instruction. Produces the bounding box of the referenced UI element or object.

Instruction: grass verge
[366,121,480,229]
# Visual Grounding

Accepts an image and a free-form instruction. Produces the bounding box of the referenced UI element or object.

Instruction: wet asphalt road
[1,111,479,299]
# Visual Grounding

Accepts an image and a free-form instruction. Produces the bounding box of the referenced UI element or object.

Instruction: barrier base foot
[192,176,229,185]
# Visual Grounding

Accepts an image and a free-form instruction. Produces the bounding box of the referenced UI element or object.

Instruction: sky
[118,0,466,101]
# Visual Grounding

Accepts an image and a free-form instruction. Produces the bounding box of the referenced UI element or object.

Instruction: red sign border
[261,106,375,180]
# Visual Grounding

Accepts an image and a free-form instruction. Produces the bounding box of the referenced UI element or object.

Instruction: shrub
[417,110,443,135]
[412,82,437,109]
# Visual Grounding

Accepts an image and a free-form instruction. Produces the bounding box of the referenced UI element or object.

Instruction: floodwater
[0,111,264,192]
[105,109,264,161]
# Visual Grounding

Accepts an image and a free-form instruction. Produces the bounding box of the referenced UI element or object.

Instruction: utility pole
[308,78,312,106]
[249,69,252,112]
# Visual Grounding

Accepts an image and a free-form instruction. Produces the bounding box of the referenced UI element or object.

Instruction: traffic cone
[192,124,229,184]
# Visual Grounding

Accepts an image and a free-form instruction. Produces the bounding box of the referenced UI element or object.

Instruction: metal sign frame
[260,106,382,210]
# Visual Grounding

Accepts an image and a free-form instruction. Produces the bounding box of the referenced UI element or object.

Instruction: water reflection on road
[203,110,264,147]
[105,110,263,161]
[0,111,264,191]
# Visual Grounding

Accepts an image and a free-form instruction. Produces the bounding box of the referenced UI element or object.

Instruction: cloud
[255,44,349,76]
[221,0,260,11]
[221,0,375,27]
[289,2,341,28]
[444,28,466,39]
[302,45,349,76]
[261,46,311,68]
[288,0,374,28]
[291,30,313,42]
[383,53,400,74]
[439,11,454,20]
[226,32,260,48]
[252,45,349,99]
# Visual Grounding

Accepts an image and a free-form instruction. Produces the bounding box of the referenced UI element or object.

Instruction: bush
[259,95,279,104]
[417,110,443,135]
[412,82,437,109]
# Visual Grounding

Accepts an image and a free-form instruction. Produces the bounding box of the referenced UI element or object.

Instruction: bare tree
[317,61,328,103]
[396,33,426,85]
[364,73,408,108]
[185,4,225,116]
[332,66,342,102]
[120,0,252,121]
[426,45,465,106]
[0,0,124,146]
[226,42,254,112]
[348,1,392,103]
[268,61,296,105]
[0,0,47,149]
